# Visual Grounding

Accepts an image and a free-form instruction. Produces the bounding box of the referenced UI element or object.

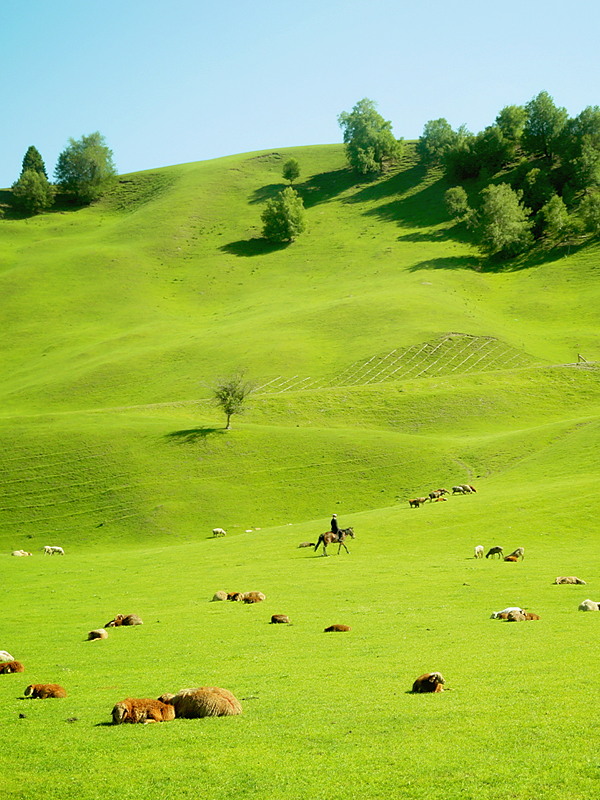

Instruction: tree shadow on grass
[220,238,290,257]
[248,168,359,210]
[165,427,226,444]
[408,256,483,273]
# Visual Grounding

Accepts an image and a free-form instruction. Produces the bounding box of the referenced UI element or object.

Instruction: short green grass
[1,142,600,797]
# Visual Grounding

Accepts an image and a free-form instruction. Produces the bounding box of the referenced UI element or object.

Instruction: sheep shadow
[220,239,289,258]
[165,427,226,444]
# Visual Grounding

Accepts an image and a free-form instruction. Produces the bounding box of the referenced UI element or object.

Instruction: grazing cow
[504,555,519,562]
[409,497,428,508]
[270,614,291,624]
[159,687,242,718]
[578,599,600,612]
[474,545,484,559]
[486,546,503,559]
[212,528,226,537]
[507,547,525,561]
[555,576,586,585]
[324,624,351,632]
[0,660,24,673]
[412,672,445,693]
[24,683,66,699]
[112,698,175,724]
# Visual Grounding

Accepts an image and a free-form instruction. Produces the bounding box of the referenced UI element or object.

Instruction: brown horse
[314,527,355,556]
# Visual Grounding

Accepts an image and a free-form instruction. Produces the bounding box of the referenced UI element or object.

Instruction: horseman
[330,514,340,537]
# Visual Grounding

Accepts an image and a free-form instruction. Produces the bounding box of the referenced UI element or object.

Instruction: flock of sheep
[408,485,476,508]
[11,545,64,557]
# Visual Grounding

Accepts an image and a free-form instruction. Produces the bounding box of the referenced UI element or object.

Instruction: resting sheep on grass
[524,613,540,620]
[506,611,527,622]
[105,614,143,627]
[11,550,32,556]
[159,687,242,718]
[298,542,316,548]
[271,614,291,624]
[504,555,519,562]
[474,545,484,559]
[242,592,265,603]
[486,546,503,559]
[227,592,243,602]
[491,607,526,619]
[24,683,66,698]
[112,698,175,724]
[0,660,24,673]
[555,576,586,585]
[578,599,600,611]
[412,672,446,693]
[507,547,525,560]
[324,624,351,632]
[87,629,108,641]
[0,651,14,662]
[211,591,228,602]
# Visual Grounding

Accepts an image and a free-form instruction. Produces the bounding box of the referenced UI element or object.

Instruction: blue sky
[2,0,599,187]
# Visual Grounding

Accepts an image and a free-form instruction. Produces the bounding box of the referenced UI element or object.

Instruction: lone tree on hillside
[54,131,117,203]
[282,158,300,186]
[20,145,48,178]
[478,183,533,258]
[212,373,253,430]
[338,98,402,174]
[261,187,306,242]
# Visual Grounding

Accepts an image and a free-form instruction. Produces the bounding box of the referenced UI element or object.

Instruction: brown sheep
[433,496,447,502]
[87,629,108,641]
[105,614,143,627]
[270,614,290,624]
[555,576,586,585]
[412,672,445,693]
[298,541,316,548]
[242,591,265,603]
[486,546,503,559]
[159,687,242,718]
[507,547,525,560]
[324,624,351,632]
[504,555,519,562]
[211,591,228,602]
[112,698,175,724]
[506,611,527,622]
[409,498,428,508]
[24,683,67,699]
[524,612,540,620]
[496,612,510,620]
[0,660,24,673]
[227,592,243,602]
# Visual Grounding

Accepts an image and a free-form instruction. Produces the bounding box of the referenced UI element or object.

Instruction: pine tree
[20,146,48,178]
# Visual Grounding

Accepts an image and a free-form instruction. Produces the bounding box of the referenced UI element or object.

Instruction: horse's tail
[314,534,324,551]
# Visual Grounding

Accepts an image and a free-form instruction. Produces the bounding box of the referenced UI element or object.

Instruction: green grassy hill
[2,143,600,799]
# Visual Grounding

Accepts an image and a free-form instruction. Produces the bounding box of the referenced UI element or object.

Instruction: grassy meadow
[1,142,600,798]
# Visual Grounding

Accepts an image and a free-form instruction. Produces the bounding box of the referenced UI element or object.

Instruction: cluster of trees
[10,133,116,214]
[417,91,600,257]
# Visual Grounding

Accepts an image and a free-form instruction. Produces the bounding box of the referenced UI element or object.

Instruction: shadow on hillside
[248,168,358,209]
[346,163,427,206]
[165,427,227,444]
[220,238,290,257]
[408,255,482,272]
[361,178,450,229]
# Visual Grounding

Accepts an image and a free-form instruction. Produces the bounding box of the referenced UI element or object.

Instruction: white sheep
[578,599,600,612]
[43,546,64,555]
[491,606,526,619]
[474,545,484,559]
[11,550,32,557]
[212,528,226,537]
[0,651,15,662]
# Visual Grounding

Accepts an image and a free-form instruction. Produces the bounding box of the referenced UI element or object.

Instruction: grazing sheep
[524,613,540,620]
[474,545,484,559]
[506,611,527,622]
[578,599,600,612]
[11,550,32,556]
[468,485,477,493]
[486,546,503,559]
[24,683,67,699]
[412,672,445,693]
[160,687,242,718]
[105,614,143,627]
[461,484,475,493]
[270,614,290,624]
[43,546,53,555]
[43,546,64,555]
[298,541,316,548]
[112,698,175,725]
[0,651,14,662]
[504,555,519,562]
[507,547,525,561]
[212,528,227,537]
[87,629,108,641]
[452,485,468,494]
[409,498,428,508]
[242,591,265,603]
[491,607,526,619]
[211,591,228,602]
[555,576,586,585]
[428,489,448,501]
[324,624,351,632]
[227,592,243,602]
[0,660,24,673]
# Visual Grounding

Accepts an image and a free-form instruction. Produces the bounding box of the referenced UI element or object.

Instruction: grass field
[1,142,600,798]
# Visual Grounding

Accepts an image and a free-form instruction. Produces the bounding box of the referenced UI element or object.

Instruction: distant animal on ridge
[486,546,503,559]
